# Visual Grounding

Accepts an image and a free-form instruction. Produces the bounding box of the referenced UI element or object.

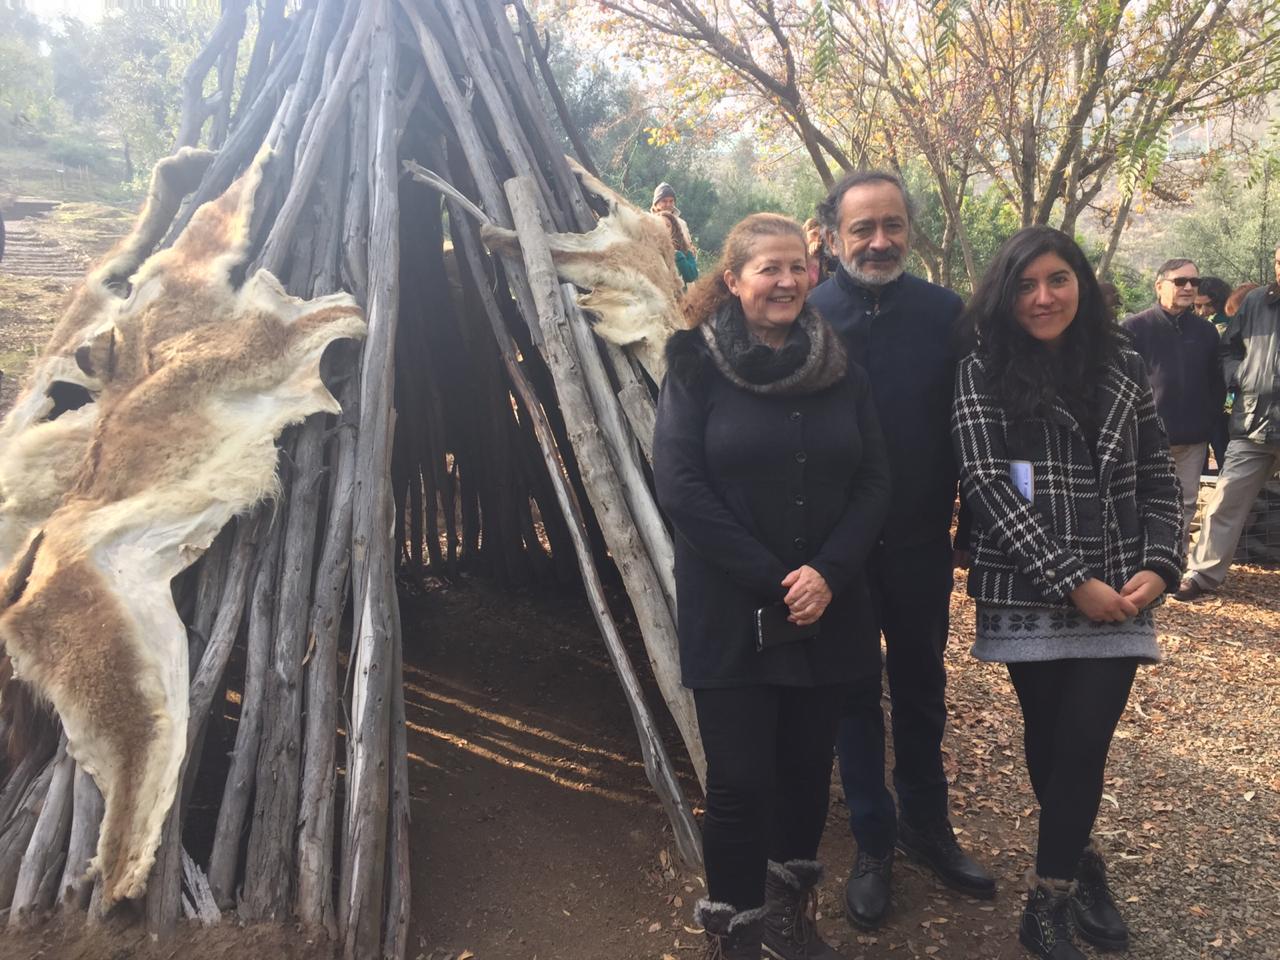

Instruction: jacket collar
[833,263,908,302]
[1267,283,1280,307]
[1042,360,1139,490]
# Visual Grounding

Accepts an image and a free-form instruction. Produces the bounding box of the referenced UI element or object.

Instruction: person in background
[803,217,835,288]
[1225,282,1259,319]
[953,226,1183,960]
[808,171,996,932]
[660,210,699,286]
[1098,281,1122,321]
[655,212,891,959]
[1176,244,1280,601]
[1121,259,1222,546]
[1195,277,1231,334]
[652,182,697,255]
[1195,277,1232,473]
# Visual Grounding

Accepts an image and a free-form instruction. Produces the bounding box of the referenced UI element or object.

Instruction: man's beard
[841,250,905,287]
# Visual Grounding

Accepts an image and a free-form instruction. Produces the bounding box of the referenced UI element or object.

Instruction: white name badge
[1010,460,1034,501]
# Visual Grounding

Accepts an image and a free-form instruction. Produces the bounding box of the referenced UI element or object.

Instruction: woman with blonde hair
[655,213,891,959]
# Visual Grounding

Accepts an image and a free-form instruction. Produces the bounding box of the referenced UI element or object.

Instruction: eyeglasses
[1162,276,1202,288]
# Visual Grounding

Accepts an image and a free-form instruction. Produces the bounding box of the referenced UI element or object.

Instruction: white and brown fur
[480,159,685,382]
[0,147,365,907]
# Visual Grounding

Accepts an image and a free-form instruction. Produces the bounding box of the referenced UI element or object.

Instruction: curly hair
[960,226,1124,425]
[680,213,806,327]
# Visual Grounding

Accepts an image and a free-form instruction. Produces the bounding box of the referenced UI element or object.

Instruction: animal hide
[0,148,366,906]
[481,160,685,381]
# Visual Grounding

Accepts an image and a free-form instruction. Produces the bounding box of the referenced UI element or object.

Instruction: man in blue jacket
[1121,259,1224,546]
[808,171,995,930]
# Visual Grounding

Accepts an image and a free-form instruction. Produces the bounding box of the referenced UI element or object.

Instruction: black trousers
[1007,657,1138,879]
[837,536,952,856]
[693,683,844,910]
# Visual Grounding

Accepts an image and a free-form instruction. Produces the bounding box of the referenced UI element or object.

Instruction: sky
[22,0,104,23]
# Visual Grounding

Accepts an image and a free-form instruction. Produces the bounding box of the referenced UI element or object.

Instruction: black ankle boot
[844,848,892,930]
[695,899,766,960]
[762,860,841,959]
[897,817,997,898]
[1019,873,1085,959]
[1071,842,1129,951]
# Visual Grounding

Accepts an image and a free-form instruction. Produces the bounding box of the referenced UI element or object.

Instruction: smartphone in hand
[755,603,820,651]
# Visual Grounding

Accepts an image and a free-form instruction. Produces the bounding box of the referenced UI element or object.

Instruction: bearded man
[807,171,995,931]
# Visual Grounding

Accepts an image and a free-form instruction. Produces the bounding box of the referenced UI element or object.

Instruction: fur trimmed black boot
[1019,872,1085,959]
[1071,841,1129,951]
[762,860,842,959]
[694,898,766,960]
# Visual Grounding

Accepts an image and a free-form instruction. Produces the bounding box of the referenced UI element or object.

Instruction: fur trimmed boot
[694,899,766,960]
[762,860,842,959]
[1071,841,1129,951]
[1019,871,1085,959]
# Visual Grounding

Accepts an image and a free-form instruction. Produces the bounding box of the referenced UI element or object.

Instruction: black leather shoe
[1071,845,1129,951]
[897,818,996,899]
[844,848,892,930]
[1172,578,1213,602]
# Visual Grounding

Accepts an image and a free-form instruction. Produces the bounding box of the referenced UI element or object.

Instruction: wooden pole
[499,178,703,867]
[341,3,403,954]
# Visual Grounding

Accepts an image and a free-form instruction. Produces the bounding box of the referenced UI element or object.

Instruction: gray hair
[816,170,916,234]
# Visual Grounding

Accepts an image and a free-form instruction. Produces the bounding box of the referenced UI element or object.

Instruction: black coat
[654,328,892,689]
[952,348,1185,607]
[807,268,965,549]
[1121,306,1223,445]
[1221,283,1280,443]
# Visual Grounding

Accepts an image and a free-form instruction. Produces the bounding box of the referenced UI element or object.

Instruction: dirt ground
[1,207,1276,960]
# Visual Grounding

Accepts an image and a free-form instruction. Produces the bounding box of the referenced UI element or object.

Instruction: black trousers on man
[836,535,952,857]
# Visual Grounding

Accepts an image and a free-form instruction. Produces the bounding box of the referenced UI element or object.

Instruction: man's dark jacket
[654,328,891,688]
[807,268,964,548]
[1121,305,1223,445]
[1221,283,1280,444]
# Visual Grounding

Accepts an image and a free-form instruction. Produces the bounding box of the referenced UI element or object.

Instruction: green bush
[44,134,112,171]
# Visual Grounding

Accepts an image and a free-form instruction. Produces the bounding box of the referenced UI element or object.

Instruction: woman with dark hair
[655,212,890,959]
[952,227,1183,959]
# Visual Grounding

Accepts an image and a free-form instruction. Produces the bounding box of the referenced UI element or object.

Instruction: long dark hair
[960,226,1124,424]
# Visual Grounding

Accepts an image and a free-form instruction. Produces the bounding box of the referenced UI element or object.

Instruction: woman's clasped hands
[782,565,832,625]
[1069,571,1166,623]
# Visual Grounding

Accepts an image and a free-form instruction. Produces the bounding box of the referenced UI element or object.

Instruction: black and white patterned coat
[951,348,1184,608]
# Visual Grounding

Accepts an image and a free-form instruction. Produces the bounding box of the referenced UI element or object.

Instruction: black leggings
[693,684,844,910]
[1007,658,1138,880]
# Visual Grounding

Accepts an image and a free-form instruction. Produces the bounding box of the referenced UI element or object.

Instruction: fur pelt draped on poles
[0,0,707,956]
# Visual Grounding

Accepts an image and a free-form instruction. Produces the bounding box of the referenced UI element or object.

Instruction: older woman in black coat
[655,212,890,960]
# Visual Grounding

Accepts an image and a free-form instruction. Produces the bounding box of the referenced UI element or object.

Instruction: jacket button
[794,495,805,506]
[795,451,807,464]
[790,410,802,421]
[794,537,807,550]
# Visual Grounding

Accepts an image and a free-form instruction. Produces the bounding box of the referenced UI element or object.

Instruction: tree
[0,3,54,138]
[566,0,1280,287]
[88,6,221,182]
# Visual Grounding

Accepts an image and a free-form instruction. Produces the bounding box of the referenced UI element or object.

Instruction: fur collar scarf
[697,301,847,395]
